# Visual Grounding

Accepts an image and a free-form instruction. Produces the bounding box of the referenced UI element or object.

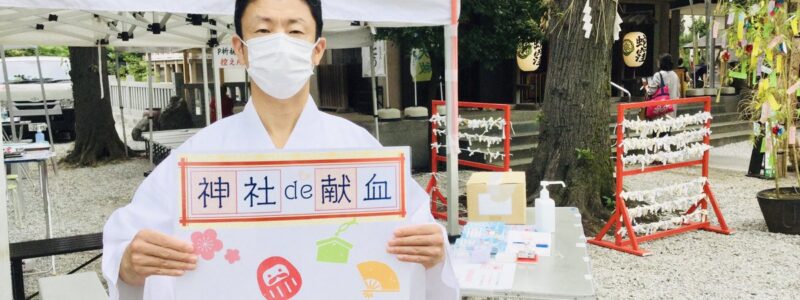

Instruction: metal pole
[705,0,714,89]
[370,42,380,142]
[202,47,211,126]
[34,48,55,149]
[212,50,223,122]
[444,23,460,235]
[146,53,154,165]
[115,52,129,157]
[39,160,55,272]
[1,45,18,141]
[98,46,104,99]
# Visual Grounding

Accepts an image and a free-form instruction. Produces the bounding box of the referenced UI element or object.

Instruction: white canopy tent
[0,0,461,293]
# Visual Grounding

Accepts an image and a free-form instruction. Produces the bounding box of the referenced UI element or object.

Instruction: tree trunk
[526,0,616,234]
[63,47,127,166]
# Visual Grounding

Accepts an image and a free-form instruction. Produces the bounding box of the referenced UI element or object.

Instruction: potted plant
[724,1,800,234]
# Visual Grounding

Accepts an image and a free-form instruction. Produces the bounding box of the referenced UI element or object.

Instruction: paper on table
[453,262,516,291]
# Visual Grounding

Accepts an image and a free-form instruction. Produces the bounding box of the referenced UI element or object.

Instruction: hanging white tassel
[582,0,593,39]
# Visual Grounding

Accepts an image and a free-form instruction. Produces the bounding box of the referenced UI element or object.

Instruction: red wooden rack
[588,96,733,256]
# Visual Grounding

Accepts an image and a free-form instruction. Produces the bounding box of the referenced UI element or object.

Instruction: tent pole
[98,46,104,99]
[705,0,714,89]
[34,48,55,150]
[370,41,380,142]
[202,47,211,126]
[114,52,129,157]
[444,3,460,235]
[147,53,154,166]
[1,45,18,141]
[212,50,223,122]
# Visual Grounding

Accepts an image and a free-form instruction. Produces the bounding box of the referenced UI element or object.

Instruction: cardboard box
[466,172,527,224]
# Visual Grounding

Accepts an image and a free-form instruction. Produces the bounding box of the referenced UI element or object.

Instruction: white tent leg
[98,46,104,99]
[444,24,459,235]
[202,47,211,126]
[212,50,223,122]
[146,53,154,166]
[370,43,380,142]
[114,52,129,157]
[0,152,11,300]
[1,45,18,142]
[35,48,57,177]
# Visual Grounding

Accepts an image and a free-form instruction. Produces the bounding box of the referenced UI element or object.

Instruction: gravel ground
[6,143,151,298]
[5,141,800,299]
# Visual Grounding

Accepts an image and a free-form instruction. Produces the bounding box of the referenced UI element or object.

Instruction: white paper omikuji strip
[429,114,507,135]
[619,210,705,237]
[432,129,504,148]
[620,177,707,203]
[622,143,711,169]
[619,128,712,153]
[621,111,713,137]
[626,193,707,219]
[430,143,508,163]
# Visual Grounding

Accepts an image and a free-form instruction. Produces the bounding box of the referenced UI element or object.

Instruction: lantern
[622,32,647,67]
[517,42,543,72]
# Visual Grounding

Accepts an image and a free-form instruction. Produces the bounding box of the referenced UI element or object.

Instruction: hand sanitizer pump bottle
[534,181,566,233]
[35,126,45,143]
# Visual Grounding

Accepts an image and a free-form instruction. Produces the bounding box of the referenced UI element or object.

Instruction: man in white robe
[102,0,458,298]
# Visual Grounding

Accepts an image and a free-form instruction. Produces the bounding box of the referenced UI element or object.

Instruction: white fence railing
[109,77,176,111]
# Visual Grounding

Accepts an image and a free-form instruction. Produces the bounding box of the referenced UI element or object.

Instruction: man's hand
[119,229,197,286]
[386,224,445,269]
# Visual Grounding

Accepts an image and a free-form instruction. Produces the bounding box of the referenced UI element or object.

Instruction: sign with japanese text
[214,45,245,69]
[362,41,387,77]
[173,148,421,299]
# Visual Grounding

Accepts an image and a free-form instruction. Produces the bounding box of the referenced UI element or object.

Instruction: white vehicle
[0,56,75,140]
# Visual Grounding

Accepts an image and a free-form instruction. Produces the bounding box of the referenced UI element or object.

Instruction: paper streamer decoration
[582,0,592,39]
[713,21,720,39]
[768,36,783,49]
[613,10,623,41]
[728,71,747,79]
[621,111,713,137]
[622,32,647,67]
[787,80,800,96]
[790,126,797,145]
[620,177,707,203]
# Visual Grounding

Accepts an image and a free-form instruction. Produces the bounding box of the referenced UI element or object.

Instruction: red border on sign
[178,155,407,226]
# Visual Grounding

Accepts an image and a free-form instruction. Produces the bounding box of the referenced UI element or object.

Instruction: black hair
[677,57,684,66]
[234,0,323,40]
[659,53,674,71]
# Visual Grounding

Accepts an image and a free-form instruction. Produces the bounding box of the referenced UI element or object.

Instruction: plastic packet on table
[453,222,507,257]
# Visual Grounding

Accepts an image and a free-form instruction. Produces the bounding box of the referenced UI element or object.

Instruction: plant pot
[756,188,800,234]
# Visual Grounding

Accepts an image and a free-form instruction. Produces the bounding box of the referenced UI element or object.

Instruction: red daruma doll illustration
[256,257,303,299]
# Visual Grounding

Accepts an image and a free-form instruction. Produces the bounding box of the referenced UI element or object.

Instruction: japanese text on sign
[178,148,408,225]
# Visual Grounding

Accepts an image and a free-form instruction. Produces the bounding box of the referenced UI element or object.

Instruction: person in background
[675,57,691,97]
[695,57,708,88]
[643,53,680,119]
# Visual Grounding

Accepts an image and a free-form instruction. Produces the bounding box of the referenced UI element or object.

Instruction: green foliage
[4,46,69,57]
[107,48,148,81]
[601,195,615,209]
[377,0,547,69]
[575,148,595,162]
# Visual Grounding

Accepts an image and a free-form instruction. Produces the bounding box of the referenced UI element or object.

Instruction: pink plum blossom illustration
[225,249,240,264]
[192,229,223,260]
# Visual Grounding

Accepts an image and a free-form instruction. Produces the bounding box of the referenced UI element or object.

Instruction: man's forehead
[243,0,313,24]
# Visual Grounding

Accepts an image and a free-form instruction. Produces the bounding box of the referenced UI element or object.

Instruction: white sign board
[213,45,245,69]
[173,148,421,299]
[362,41,387,77]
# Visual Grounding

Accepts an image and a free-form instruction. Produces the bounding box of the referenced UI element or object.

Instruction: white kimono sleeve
[102,155,178,300]
[356,128,460,299]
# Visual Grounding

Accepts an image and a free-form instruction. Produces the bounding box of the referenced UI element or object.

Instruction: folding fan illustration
[357,261,400,298]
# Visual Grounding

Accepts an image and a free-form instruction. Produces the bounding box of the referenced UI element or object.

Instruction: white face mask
[241,33,318,100]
